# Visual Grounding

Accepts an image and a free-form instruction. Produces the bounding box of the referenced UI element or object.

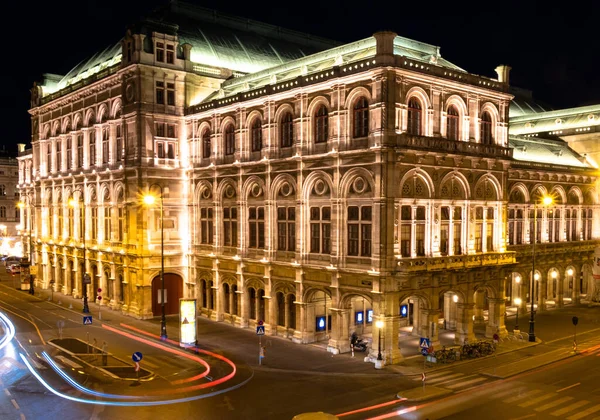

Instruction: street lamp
[68,197,89,313]
[514,297,521,331]
[143,185,167,340]
[375,319,384,361]
[529,195,553,342]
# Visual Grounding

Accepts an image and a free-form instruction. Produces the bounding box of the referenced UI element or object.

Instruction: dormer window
[166,45,174,64]
[156,42,165,62]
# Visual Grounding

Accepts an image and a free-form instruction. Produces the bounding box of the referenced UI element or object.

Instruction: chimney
[17,143,26,153]
[182,43,192,61]
[373,31,397,65]
[495,65,511,84]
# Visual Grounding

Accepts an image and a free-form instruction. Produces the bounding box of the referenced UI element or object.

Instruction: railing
[396,251,517,272]
[397,134,513,158]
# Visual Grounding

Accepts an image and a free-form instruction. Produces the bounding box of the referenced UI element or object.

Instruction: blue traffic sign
[256,325,265,335]
[419,337,430,349]
[421,348,429,356]
[132,351,143,362]
[83,315,92,325]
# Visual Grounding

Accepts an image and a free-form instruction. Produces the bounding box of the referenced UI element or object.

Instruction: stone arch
[194,180,213,202]
[509,183,530,203]
[339,167,375,199]
[567,186,583,204]
[73,113,83,131]
[197,120,212,138]
[405,86,432,109]
[480,102,501,129]
[583,188,597,205]
[530,183,549,202]
[110,98,122,119]
[97,103,109,124]
[439,171,470,199]
[242,175,266,201]
[444,94,469,141]
[270,173,297,201]
[550,185,567,203]
[399,168,434,199]
[84,109,95,127]
[345,86,373,110]
[273,102,294,123]
[306,95,331,119]
[473,174,501,201]
[218,115,236,134]
[302,170,335,201]
[113,182,126,202]
[245,109,263,130]
[100,183,112,203]
[61,117,71,134]
[216,178,238,202]
[51,121,60,137]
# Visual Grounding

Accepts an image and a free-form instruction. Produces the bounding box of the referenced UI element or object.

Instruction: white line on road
[4,388,10,396]
[557,382,581,392]
[11,399,20,410]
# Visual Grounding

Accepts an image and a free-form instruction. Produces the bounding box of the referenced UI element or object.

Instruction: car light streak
[365,405,417,419]
[0,311,16,350]
[20,352,253,406]
[336,398,407,417]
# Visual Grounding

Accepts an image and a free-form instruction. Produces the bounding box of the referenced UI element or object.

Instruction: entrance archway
[151,273,183,316]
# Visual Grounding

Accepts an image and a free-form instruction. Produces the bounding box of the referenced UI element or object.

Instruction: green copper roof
[509,136,589,167]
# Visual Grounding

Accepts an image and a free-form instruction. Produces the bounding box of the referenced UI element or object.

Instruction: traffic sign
[135,362,140,372]
[258,320,264,326]
[132,351,143,362]
[421,348,429,356]
[83,316,92,325]
[419,337,430,349]
[256,325,265,335]
[421,373,426,381]
[83,273,91,284]
[98,288,102,293]
[97,296,102,301]
[572,316,579,326]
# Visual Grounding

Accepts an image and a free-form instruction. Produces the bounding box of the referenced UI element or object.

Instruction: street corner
[396,386,453,402]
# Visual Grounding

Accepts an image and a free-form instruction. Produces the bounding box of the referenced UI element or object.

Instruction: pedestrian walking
[259,346,266,364]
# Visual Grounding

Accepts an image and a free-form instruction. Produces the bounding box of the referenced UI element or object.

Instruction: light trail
[20,352,254,406]
[336,398,407,417]
[0,312,16,350]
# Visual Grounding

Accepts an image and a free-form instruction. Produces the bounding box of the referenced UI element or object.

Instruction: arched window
[353,97,369,138]
[224,124,235,156]
[251,119,262,152]
[0,185,5,196]
[0,206,5,218]
[407,98,422,135]
[314,105,328,143]
[480,111,493,144]
[202,130,211,158]
[447,105,459,141]
[280,112,293,148]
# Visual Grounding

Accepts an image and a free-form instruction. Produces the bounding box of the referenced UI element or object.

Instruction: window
[104,205,111,242]
[167,143,175,159]
[480,111,493,144]
[407,98,422,135]
[117,206,125,242]
[347,206,372,256]
[66,138,72,169]
[280,112,293,148]
[249,207,265,249]
[156,42,165,62]
[440,207,450,255]
[166,44,174,64]
[310,206,331,254]
[167,83,175,106]
[156,81,165,105]
[223,207,238,247]
[200,208,213,244]
[486,207,494,251]
[553,209,561,242]
[447,105,459,141]
[453,207,462,255]
[102,128,109,164]
[116,126,123,162]
[584,209,593,240]
[47,142,52,172]
[89,131,96,166]
[91,206,98,241]
[315,105,328,143]
[156,141,176,159]
[475,207,483,252]
[77,135,84,168]
[0,206,5,218]
[416,207,425,256]
[353,97,369,138]
[570,209,578,241]
[277,207,295,251]
[167,124,176,138]
[0,185,4,196]
[225,124,235,155]
[56,142,61,172]
[156,123,165,137]
[202,130,211,158]
[400,206,411,257]
[508,209,524,245]
[251,119,262,152]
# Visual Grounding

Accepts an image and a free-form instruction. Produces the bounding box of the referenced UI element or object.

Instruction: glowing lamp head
[551,271,557,279]
[542,196,553,206]
[534,273,540,281]
[515,275,521,284]
[567,268,573,276]
[143,194,157,206]
[376,320,384,329]
[514,297,522,306]
[68,199,77,207]
[17,202,25,209]
[453,295,459,303]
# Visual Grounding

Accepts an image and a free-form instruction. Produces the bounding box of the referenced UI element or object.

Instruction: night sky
[4,0,600,155]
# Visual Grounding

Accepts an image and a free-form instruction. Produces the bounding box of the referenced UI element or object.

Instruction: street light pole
[375,320,384,361]
[70,196,89,313]
[529,202,538,342]
[144,185,167,340]
[514,297,521,331]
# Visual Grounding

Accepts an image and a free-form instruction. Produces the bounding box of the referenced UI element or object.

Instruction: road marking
[412,370,456,380]
[566,404,600,420]
[505,389,543,403]
[20,413,25,420]
[509,415,536,420]
[444,377,488,389]
[557,382,581,392]
[11,399,20,410]
[551,400,590,417]
[55,355,82,369]
[425,373,465,384]
[4,389,11,396]
[536,396,574,412]
[518,393,555,407]
[492,386,528,400]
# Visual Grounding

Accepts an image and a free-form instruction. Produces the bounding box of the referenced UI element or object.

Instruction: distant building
[20,1,599,364]
[0,145,22,256]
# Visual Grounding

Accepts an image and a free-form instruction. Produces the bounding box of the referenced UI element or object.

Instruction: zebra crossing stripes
[565,404,600,420]
[535,396,574,412]
[444,377,488,389]
[518,393,555,407]
[550,400,590,417]
[412,371,490,390]
[504,389,543,404]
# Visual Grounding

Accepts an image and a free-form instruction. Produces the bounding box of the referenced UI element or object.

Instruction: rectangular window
[167,124,176,138]
[167,143,175,159]
[91,207,98,240]
[66,139,72,170]
[156,81,165,104]
[277,207,295,251]
[310,206,331,254]
[104,207,111,242]
[249,207,265,249]
[156,42,165,62]
[416,206,425,256]
[486,207,494,252]
[475,207,483,252]
[117,207,125,242]
[157,142,165,158]
[200,208,213,244]
[167,83,175,106]
[47,142,52,173]
[89,133,96,166]
[347,206,372,257]
[223,207,238,247]
[571,210,578,241]
[166,44,174,64]
[440,207,450,255]
[116,137,123,162]
[156,123,165,137]
[400,205,411,257]
[56,142,61,172]
[102,129,109,164]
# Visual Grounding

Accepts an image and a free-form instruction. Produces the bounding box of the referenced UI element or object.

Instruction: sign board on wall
[179,298,197,345]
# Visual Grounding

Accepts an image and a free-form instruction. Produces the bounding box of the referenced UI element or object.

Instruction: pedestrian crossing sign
[83,316,92,325]
[420,337,430,349]
[256,325,265,335]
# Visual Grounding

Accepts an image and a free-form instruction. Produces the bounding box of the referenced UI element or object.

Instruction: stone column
[327,308,351,354]
[455,303,476,344]
[474,291,486,324]
[557,275,565,308]
[382,294,403,364]
[574,270,581,304]
[421,309,440,349]
[537,274,547,313]
[486,298,508,338]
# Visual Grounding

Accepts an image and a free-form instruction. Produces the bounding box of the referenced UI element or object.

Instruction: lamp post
[144,185,167,340]
[529,195,553,342]
[514,297,521,331]
[69,197,89,313]
[375,319,384,361]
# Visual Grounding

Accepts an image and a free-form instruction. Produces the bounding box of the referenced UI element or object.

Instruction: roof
[508,86,554,118]
[509,135,589,167]
[509,104,600,136]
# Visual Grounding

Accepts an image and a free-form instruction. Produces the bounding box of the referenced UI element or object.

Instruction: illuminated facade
[19,2,598,364]
[0,149,21,256]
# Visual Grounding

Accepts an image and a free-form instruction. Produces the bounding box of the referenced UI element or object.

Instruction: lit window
[310,206,331,254]
[166,44,174,64]
[447,105,459,141]
[251,119,262,152]
[156,42,165,62]
[314,105,328,143]
[407,98,422,135]
[347,206,372,256]
[353,97,369,138]
[280,112,293,148]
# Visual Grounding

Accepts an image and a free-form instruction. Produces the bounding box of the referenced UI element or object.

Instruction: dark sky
[4,0,600,155]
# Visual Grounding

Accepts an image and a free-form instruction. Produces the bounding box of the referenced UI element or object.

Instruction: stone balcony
[396,251,517,273]
[397,134,513,159]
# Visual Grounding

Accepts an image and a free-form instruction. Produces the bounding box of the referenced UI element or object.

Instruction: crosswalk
[414,370,600,419]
